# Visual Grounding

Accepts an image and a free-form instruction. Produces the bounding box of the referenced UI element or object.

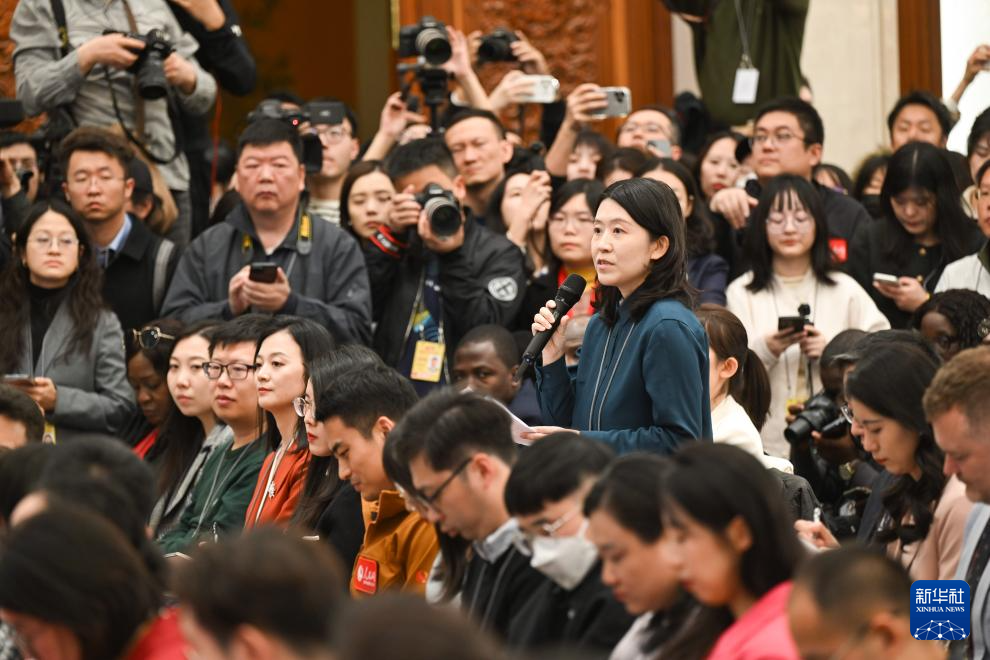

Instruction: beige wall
[671,0,901,175]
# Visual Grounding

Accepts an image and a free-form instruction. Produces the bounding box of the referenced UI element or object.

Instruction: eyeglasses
[203,362,256,380]
[293,395,314,418]
[416,456,473,512]
[750,131,808,148]
[315,126,352,144]
[975,188,990,200]
[27,233,79,250]
[131,326,176,350]
[840,404,855,425]
[766,211,814,232]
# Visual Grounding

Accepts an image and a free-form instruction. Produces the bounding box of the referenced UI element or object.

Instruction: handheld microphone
[515,273,587,383]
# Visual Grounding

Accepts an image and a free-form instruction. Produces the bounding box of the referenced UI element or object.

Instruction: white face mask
[529,520,599,590]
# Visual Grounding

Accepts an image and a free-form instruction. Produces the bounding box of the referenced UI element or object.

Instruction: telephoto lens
[417,183,462,237]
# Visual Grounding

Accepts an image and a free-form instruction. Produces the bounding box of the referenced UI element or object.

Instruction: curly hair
[912,289,990,350]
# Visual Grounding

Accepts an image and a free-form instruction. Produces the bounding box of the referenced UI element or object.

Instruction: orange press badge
[410,341,445,382]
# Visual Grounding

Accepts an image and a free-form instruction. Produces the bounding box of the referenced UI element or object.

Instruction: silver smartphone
[519,75,560,104]
[591,86,632,119]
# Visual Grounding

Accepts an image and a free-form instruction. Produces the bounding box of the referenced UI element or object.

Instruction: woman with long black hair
[797,343,972,581]
[527,177,712,454]
[0,200,131,443]
[244,316,334,528]
[849,141,983,328]
[662,443,806,659]
[148,321,229,538]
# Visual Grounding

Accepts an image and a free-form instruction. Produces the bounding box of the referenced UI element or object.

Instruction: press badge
[410,340,445,382]
[732,67,760,104]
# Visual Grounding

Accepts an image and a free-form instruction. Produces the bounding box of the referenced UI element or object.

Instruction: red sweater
[125,609,187,660]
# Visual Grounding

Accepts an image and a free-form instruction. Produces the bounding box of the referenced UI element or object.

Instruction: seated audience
[0,385,44,448]
[913,289,990,362]
[452,324,541,426]
[503,433,632,652]
[386,390,546,638]
[789,546,945,660]
[693,131,743,207]
[797,343,972,581]
[123,319,182,454]
[174,529,343,660]
[663,444,805,659]
[245,317,331,528]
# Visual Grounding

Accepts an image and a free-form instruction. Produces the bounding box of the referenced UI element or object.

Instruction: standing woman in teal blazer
[527,178,713,454]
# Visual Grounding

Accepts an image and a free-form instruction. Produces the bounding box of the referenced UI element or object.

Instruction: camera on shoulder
[416,183,461,238]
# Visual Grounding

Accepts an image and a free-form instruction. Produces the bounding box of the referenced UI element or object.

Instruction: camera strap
[120,0,146,140]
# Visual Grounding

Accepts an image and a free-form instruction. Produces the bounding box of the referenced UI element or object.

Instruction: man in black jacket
[370,138,526,395]
[387,390,547,639]
[161,119,371,344]
[503,432,633,654]
[707,97,872,277]
[60,127,179,333]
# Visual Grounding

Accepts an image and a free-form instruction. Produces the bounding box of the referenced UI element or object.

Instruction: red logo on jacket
[353,556,378,594]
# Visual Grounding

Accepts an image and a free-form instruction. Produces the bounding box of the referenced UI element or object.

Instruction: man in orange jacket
[316,362,437,597]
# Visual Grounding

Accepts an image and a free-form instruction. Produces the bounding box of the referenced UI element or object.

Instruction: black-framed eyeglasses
[418,456,473,511]
[203,361,256,381]
[131,326,176,350]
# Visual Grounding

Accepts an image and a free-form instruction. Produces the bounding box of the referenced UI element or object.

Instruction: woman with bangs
[849,141,983,328]
[727,175,888,458]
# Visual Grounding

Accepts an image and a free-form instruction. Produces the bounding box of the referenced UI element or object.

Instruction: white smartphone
[591,86,632,119]
[872,273,900,285]
[519,75,559,104]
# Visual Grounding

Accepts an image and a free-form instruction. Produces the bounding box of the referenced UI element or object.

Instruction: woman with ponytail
[696,304,770,464]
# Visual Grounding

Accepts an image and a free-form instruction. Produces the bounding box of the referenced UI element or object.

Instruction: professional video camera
[103,29,174,100]
[246,100,347,174]
[784,391,849,446]
[477,28,519,64]
[398,16,452,66]
[416,183,461,237]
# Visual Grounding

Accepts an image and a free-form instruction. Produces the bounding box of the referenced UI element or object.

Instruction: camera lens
[784,416,815,445]
[136,49,169,100]
[416,27,452,66]
[424,197,461,237]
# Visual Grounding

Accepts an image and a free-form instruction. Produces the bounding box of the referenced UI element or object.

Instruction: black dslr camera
[477,28,519,64]
[784,392,849,446]
[104,29,174,100]
[416,184,461,238]
[398,16,452,66]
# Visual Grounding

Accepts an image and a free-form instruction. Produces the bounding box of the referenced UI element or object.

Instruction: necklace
[194,440,252,538]
[254,438,292,524]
